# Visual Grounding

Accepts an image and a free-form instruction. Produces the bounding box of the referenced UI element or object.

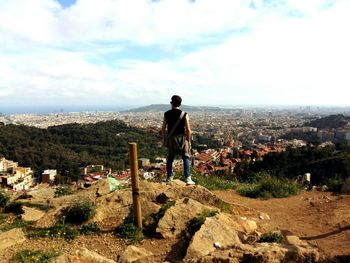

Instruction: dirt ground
[214,189,350,258]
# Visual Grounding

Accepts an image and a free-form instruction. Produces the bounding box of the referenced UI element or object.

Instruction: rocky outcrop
[0,228,26,251]
[52,248,115,263]
[21,206,46,222]
[118,245,153,263]
[184,213,257,261]
[156,197,219,238]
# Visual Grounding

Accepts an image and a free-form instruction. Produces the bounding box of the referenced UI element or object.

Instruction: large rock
[0,228,26,251]
[118,245,153,263]
[156,197,219,238]
[184,213,257,261]
[341,177,350,194]
[52,248,115,263]
[192,242,319,263]
[21,206,46,222]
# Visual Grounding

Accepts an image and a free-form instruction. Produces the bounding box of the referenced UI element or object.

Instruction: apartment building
[0,157,33,191]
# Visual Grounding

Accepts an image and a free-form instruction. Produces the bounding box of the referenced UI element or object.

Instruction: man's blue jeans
[166,155,190,178]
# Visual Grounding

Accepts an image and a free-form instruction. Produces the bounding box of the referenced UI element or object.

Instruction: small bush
[80,222,100,235]
[62,199,95,225]
[0,190,10,208]
[258,232,285,243]
[27,224,79,241]
[54,186,73,197]
[237,176,299,199]
[4,202,24,215]
[325,176,345,192]
[115,210,143,244]
[12,249,60,263]
[335,254,350,263]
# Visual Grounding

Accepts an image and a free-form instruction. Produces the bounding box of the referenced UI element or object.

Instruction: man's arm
[161,117,167,146]
[185,114,192,144]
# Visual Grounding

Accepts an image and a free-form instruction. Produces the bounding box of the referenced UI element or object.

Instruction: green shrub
[258,232,285,243]
[12,249,60,263]
[4,202,24,215]
[80,222,100,235]
[54,186,73,197]
[115,210,143,244]
[27,224,79,241]
[237,176,300,199]
[335,254,350,263]
[325,175,345,192]
[62,199,95,225]
[0,190,10,208]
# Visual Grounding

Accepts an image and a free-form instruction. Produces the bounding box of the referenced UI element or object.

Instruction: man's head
[171,95,182,107]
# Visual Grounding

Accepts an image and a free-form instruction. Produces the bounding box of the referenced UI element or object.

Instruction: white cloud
[0,0,350,107]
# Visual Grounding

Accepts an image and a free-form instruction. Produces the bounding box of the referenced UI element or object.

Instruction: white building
[41,169,57,184]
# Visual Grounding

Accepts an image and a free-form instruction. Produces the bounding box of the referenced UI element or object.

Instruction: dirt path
[213,189,350,257]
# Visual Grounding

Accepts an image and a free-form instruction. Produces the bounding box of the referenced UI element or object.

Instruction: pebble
[214,242,222,249]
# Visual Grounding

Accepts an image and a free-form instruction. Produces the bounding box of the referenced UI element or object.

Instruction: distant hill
[0,120,165,178]
[125,104,222,112]
[305,114,350,129]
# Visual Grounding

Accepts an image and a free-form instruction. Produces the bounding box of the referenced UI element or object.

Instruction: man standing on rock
[162,95,195,185]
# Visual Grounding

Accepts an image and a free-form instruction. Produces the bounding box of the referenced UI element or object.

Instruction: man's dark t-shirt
[164,109,187,136]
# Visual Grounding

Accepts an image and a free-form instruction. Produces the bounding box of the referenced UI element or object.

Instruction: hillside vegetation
[238,145,350,189]
[305,114,350,129]
[0,120,165,178]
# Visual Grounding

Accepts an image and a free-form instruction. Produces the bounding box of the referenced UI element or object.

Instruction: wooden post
[128,142,142,228]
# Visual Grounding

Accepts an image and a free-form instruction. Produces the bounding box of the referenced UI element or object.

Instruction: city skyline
[1,0,350,107]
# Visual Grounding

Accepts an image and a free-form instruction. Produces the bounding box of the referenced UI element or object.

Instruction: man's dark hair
[171,95,182,107]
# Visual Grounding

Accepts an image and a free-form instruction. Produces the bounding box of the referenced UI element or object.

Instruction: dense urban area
[1,105,350,190]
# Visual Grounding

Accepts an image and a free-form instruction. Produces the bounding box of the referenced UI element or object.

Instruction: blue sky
[1,0,350,108]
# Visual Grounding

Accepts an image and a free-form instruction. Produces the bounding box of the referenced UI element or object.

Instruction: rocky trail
[0,179,349,262]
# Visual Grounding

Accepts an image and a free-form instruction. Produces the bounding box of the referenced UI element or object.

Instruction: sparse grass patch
[0,218,33,231]
[218,200,231,213]
[175,168,237,190]
[115,210,143,244]
[237,176,300,199]
[62,199,95,225]
[0,190,10,208]
[79,222,100,235]
[19,202,53,212]
[27,224,79,241]
[54,185,74,197]
[12,249,60,263]
[193,174,238,190]
[0,213,8,224]
[257,232,285,243]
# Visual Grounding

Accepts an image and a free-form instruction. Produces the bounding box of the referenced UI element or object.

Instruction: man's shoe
[185,177,195,185]
[166,176,174,183]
